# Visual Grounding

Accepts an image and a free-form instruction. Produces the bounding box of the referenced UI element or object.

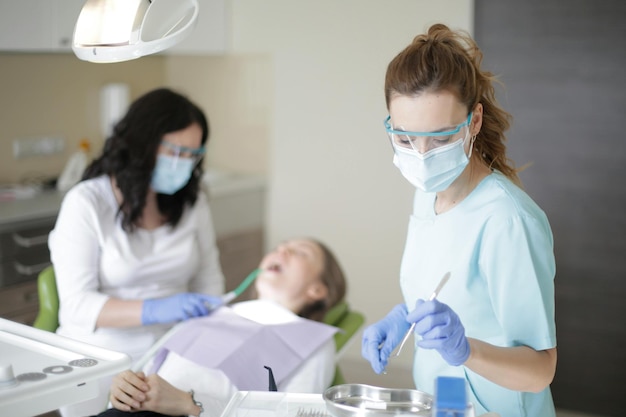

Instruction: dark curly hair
[82,88,209,231]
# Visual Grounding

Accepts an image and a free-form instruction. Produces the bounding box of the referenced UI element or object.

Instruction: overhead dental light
[72,0,199,63]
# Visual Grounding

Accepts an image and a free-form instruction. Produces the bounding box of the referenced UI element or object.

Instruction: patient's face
[255,239,327,313]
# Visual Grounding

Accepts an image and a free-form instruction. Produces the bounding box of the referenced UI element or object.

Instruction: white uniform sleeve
[189,190,224,296]
[48,185,109,332]
[278,338,336,393]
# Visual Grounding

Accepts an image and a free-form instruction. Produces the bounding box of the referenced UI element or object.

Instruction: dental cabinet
[0,192,64,325]
[0,0,84,52]
[0,173,266,324]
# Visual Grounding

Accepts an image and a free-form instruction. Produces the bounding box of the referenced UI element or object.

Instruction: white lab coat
[49,175,224,417]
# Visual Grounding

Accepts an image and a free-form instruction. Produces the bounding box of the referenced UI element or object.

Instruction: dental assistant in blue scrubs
[361,24,557,417]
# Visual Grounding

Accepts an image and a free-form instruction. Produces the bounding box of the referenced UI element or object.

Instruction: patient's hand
[141,373,200,416]
[109,370,149,411]
[110,370,200,415]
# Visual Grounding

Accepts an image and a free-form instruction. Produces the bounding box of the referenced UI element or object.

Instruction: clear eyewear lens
[384,113,472,154]
[161,141,206,165]
[392,127,469,154]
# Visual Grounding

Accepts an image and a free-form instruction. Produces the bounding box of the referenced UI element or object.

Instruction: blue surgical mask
[151,154,195,195]
[392,133,473,193]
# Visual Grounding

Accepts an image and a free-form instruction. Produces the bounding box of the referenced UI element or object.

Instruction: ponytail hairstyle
[384,23,520,185]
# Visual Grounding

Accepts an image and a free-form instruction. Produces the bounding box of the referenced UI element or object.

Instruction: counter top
[204,172,266,237]
[204,171,266,198]
[0,190,64,229]
[0,172,266,230]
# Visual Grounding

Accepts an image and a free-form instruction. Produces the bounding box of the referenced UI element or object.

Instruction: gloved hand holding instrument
[401,271,469,366]
[362,272,458,373]
[141,292,223,325]
[142,269,262,325]
[361,303,410,374]
[408,297,470,366]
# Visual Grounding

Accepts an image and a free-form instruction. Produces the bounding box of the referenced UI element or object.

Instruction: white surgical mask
[151,154,194,194]
[392,133,473,192]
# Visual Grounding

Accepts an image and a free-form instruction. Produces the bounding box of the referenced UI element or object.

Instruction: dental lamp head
[72,0,199,63]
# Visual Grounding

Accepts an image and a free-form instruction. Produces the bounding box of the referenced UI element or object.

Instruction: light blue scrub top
[399,172,557,417]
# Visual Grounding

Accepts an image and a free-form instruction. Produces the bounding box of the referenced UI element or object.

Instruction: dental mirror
[72,0,199,63]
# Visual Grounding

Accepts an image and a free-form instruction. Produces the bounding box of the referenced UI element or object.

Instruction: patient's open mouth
[267,262,282,273]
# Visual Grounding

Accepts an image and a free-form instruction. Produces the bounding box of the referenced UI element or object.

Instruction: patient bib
[149,306,338,391]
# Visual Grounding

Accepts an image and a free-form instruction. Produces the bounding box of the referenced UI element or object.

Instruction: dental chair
[323,300,365,385]
[33,265,59,332]
[32,266,365,386]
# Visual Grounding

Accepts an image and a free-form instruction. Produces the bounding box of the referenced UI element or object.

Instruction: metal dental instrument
[206,268,261,309]
[392,271,451,357]
[264,365,278,392]
[223,268,261,304]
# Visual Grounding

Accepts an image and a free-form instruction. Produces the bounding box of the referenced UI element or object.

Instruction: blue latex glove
[361,304,410,374]
[407,299,470,366]
[141,293,223,325]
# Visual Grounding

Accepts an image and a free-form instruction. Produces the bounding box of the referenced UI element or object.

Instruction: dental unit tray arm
[0,318,131,417]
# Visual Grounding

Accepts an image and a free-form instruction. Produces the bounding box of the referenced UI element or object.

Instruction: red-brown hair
[385,23,520,185]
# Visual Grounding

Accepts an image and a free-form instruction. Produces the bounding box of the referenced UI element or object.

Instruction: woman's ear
[471,103,484,136]
[306,282,328,302]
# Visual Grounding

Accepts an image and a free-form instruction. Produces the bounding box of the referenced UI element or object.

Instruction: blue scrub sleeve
[479,213,556,350]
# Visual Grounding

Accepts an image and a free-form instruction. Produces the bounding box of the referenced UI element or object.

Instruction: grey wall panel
[475,1,626,416]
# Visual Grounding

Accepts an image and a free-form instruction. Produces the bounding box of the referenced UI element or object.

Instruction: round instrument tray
[323,384,433,417]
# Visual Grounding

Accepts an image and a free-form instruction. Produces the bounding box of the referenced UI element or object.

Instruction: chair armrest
[33,266,59,332]
[333,310,365,359]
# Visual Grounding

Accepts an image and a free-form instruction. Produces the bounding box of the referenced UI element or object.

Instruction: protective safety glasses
[159,140,206,166]
[384,112,472,154]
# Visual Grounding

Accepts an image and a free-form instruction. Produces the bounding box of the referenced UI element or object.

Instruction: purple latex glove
[407,299,470,366]
[141,293,222,325]
[361,304,410,374]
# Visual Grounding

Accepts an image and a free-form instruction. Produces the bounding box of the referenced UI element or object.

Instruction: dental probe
[206,268,261,309]
[222,268,261,304]
[392,271,451,357]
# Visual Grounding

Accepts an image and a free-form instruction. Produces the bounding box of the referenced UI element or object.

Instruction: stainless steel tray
[323,384,433,417]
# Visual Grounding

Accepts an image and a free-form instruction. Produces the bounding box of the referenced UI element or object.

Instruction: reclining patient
[96,237,347,417]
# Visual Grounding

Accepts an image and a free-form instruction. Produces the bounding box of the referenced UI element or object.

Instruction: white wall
[228,0,473,374]
[165,54,272,175]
